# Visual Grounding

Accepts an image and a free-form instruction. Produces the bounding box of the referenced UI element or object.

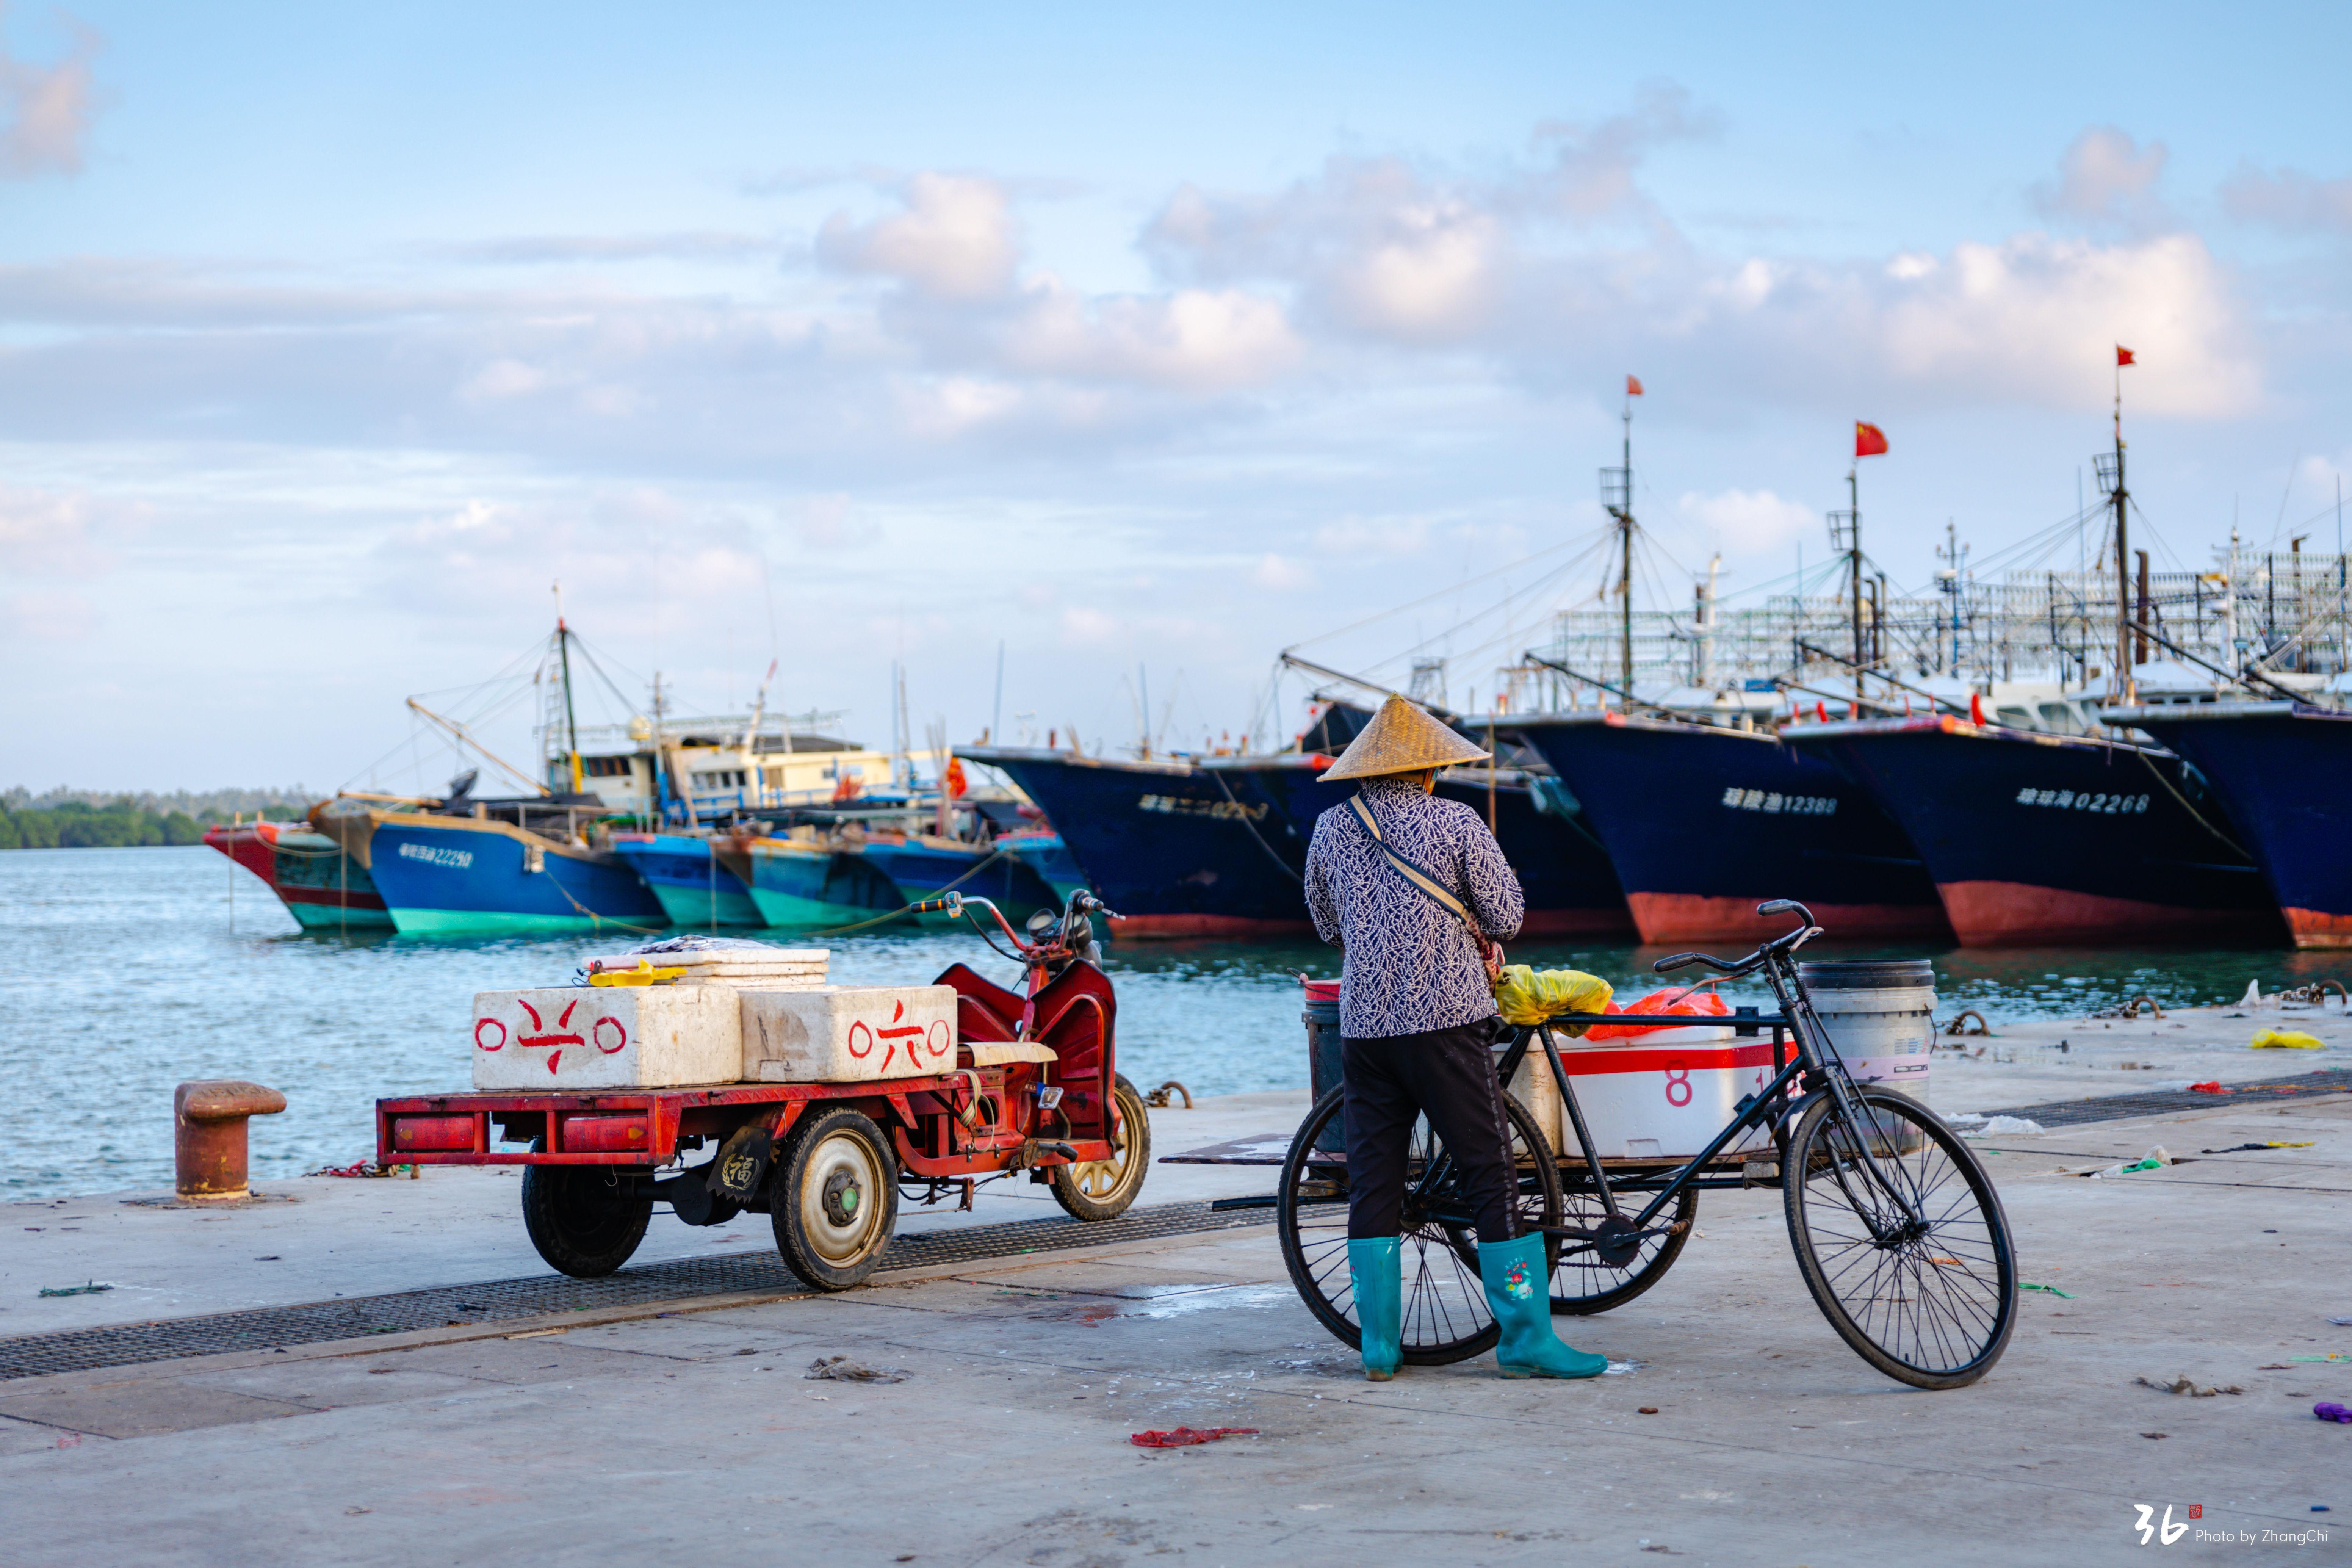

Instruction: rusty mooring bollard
[174,1080,287,1200]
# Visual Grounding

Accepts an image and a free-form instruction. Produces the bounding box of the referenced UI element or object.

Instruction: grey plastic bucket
[1798,959,1935,1151]
[1303,987,1344,1153]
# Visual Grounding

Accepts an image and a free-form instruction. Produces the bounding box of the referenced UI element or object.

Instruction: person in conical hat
[1303,693,1608,1384]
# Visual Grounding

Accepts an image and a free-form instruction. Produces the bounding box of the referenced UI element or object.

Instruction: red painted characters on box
[475,996,629,1074]
[845,998,954,1075]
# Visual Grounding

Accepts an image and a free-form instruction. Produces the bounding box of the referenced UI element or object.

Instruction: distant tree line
[0,790,316,850]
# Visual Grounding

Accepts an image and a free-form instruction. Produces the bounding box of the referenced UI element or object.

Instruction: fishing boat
[608,830,764,928]
[740,836,908,930]
[1509,710,1949,945]
[956,746,1313,938]
[313,790,667,937]
[203,817,393,929]
[1785,713,2279,946]
[2100,699,2352,948]
[1214,747,1636,939]
[857,832,1062,926]
[997,828,1090,906]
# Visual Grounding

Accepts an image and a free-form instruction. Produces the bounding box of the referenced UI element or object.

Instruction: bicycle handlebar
[1651,949,1753,976]
[1649,898,1820,976]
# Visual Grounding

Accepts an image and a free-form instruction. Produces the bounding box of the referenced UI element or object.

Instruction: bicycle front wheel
[1784,1087,2017,1389]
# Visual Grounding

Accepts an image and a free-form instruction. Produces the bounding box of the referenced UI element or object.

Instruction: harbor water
[4,845,2343,1200]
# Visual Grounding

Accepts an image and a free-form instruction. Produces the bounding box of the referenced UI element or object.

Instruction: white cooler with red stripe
[1549,1023,1782,1160]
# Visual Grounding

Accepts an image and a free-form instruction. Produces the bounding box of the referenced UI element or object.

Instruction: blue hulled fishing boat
[955,747,1312,938]
[1787,713,2278,946]
[608,832,764,927]
[316,797,667,937]
[1509,711,1949,946]
[2102,700,2352,948]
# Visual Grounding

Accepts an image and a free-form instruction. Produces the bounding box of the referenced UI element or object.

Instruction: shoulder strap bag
[1346,794,1505,983]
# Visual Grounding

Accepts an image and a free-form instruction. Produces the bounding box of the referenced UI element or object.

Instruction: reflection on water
[1,847,2335,1199]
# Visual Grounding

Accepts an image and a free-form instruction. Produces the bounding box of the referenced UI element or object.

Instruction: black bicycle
[1275,899,2018,1389]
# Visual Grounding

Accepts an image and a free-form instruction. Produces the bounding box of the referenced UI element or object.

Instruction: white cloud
[794,493,880,551]
[817,172,1019,301]
[1059,606,1117,644]
[1677,488,1815,549]
[0,483,113,575]
[0,16,98,179]
[1001,277,1299,390]
[2222,163,2352,235]
[1864,232,2253,416]
[2033,127,2170,227]
[3,587,97,638]
[1251,552,1315,590]
[460,358,551,401]
[1314,515,1431,558]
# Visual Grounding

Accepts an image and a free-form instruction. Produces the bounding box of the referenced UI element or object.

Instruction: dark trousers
[1342,1018,1517,1244]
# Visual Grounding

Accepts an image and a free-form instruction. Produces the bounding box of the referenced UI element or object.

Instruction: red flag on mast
[1625,374,1644,396]
[2116,346,2136,366]
[1854,421,1888,458]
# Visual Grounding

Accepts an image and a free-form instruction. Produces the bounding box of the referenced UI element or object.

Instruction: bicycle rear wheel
[1276,1085,1562,1365]
[1784,1087,2017,1389]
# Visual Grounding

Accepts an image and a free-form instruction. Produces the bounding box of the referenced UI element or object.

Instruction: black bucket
[1797,959,1936,991]
[1303,984,1345,1153]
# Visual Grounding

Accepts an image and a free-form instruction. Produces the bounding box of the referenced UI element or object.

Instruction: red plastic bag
[1584,986,1732,1041]
[1130,1426,1259,1448]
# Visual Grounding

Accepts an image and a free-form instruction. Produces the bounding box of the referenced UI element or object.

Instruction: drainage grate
[1973,1067,2352,1129]
[0,1199,1273,1383]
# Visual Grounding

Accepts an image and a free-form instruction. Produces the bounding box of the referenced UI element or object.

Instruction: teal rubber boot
[1479,1234,1607,1379]
[1348,1237,1403,1382]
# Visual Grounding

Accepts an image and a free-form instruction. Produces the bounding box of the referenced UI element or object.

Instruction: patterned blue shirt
[1304,775,1525,1039]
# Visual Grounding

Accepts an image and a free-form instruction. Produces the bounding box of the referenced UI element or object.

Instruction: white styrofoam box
[1808,984,1934,1105]
[473,986,743,1090]
[1553,1024,1781,1159]
[742,985,958,1083]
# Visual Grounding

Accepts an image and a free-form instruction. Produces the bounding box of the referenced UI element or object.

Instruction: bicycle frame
[1431,905,1931,1259]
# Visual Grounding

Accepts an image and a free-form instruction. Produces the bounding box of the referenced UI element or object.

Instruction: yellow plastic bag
[1492,964,1613,1026]
[2249,1027,2326,1050]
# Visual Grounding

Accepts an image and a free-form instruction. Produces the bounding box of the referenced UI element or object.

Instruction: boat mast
[1848,466,1865,675]
[1601,378,1639,701]
[2111,359,2132,703]
[553,589,583,796]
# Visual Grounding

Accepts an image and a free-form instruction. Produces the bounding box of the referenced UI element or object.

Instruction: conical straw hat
[1318,694,1491,781]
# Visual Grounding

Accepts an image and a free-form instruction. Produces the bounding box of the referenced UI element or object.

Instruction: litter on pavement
[1130,1427,1260,1448]
[2136,1375,2243,1397]
[805,1355,908,1384]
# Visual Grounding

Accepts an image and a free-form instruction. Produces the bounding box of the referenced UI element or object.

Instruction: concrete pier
[0,1022,2345,1565]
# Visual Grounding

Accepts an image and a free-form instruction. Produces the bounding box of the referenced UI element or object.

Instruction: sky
[6,2,2352,791]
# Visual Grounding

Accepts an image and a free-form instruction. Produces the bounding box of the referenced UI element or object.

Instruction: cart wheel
[1050,1073,1152,1221]
[1784,1087,2018,1389]
[771,1107,900,1292]
[1549,1185,1696,1316]
[521,1160,654,1278]
[1276,1085,1562,1366]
